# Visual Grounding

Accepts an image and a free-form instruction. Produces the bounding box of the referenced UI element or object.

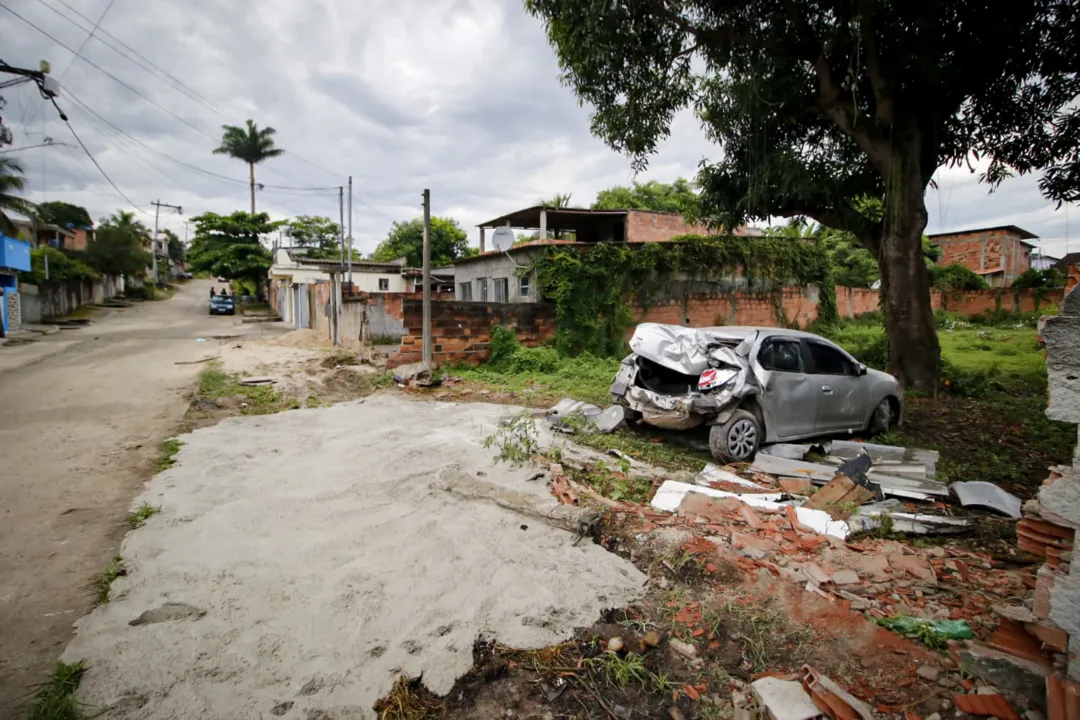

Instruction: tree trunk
[248,163,256,214]
[876,150,941,396]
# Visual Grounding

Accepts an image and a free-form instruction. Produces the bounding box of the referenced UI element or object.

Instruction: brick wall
[630,287,821,329]
[934,229,1033,285]
[389,300,556,368]
[624,211,712,243]
[939,287,1063,314]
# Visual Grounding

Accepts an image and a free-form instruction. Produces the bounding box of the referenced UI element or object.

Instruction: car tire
[868,398,891,436]
[709,409,761,463]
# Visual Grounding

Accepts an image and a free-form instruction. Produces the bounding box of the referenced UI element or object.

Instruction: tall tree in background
[286,215,341,258]
[0,157,35,237]
[592,178,700,216]
[37,201,93,229]
[213,119,285,214]
[186,212,280,292]
[84,212,152,282]
[525,0,1079,393]
[162,228,184,263]
[99,211,151,247]
[373,217,477,267]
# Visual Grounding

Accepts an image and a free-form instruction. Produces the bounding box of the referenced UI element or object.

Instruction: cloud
[1,0,1074,259]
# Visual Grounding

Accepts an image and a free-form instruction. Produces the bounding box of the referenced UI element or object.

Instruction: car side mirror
[857,364,868,376]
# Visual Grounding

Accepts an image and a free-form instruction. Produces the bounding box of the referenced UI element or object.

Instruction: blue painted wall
[0,235,32,273]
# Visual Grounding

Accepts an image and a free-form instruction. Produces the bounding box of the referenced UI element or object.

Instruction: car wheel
[709,409,761,463]
[868,398,891,435]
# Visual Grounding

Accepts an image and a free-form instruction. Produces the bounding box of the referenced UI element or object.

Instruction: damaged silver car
[610,324,903,463]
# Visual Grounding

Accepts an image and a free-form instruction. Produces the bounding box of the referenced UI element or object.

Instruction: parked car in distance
[610,324,903,463]
[216,275,227,283]
[209,294,235,316]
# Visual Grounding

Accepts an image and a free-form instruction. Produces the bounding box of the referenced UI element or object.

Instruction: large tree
[99,211,151,245]
[0,157,35,237]
[185,211,280,292]
[592,178,700,215]
[84,219,152,282]
[286,215,341,258]
[213,119,285,214]
[525,0,1079,392]
[37,201,93,229]
[162,229,184,263]
[372,217,476,268]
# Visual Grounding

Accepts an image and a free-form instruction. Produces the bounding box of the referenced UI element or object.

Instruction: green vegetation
[585,651,648,688]
[159,438,182,469]
[213,119,285,214]
[86,211,153,283]
[127,502,161,529]
[94,557,125,605]
[27,661,87,720]
[196,362,292,415]
[532,236,836,357]
[19,247,99,285]
[0,156,35,237]
[373,216,477,267]
[483,411,539,465]
[592,177,700,216]
[36,201,93,229]
[185,212,278,295]
[456,327,620,405]
[285,215,341,259]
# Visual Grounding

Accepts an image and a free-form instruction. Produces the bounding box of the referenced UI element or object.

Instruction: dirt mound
[262,329,331,350]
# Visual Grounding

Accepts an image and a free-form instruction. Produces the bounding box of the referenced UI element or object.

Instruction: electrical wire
[57,0,116,78]
[61,113,146,212]
[0,3,217,142]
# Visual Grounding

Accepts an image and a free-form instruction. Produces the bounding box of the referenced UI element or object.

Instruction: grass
[585,651,649,688]
[127,501,160,529]
[453,349,619,406]
[27,661,86,720]
[158,438,182,470]
[196,362,292,415]
[93,556,125,605]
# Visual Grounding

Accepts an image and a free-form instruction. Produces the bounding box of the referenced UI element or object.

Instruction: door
[804,340,867,432]
[293,283,309,328]
[755,337,818,439]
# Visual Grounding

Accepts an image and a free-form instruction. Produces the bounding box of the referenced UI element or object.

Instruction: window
[477,278,489,302]
[758,339,805,373]
[493,278,509,303]
[458,282,473,301]
[378,278,390,291]
[519,274,531,298]
[807,342,854,375]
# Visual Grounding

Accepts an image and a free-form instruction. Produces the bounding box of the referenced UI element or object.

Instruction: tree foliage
[19,247,99,284]
[286,215,341,258]
[186,211,280,289]
[213,119,285,213]
[37,201,93,229]
[372,217,476,268]
[1010,267,1066,291]
[592,178,700,216]
[533,235,836,357]
[525,0,1079,393]
[928,264,990,291]
[84,225,152,279]
[0,156,35,238]
[161,229,184,263]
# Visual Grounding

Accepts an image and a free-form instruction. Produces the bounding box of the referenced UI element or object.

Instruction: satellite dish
[491,227,515,253]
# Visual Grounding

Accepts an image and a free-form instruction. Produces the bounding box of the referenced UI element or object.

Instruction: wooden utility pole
[422,189,432,367]
[150,200,182,286]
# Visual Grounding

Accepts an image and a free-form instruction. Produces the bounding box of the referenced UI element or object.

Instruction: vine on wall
[531,234,837,357]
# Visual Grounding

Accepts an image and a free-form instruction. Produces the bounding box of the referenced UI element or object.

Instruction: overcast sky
[2,0,1078,259]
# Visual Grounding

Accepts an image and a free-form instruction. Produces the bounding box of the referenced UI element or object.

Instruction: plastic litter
[875,614,973,647]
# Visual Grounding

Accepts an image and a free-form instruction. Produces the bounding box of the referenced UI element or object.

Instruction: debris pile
[961,287,1080,718]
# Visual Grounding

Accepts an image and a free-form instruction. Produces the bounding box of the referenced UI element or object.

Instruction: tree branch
[644,0,775,52]
[856,0,893,126]
[812,52,889,171]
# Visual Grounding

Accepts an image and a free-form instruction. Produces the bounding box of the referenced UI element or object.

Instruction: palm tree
[0,157,36,237]
[213,119,285,214]
[101,210,151,242]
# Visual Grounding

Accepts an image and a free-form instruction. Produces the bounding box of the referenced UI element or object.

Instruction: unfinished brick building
[928,225,1037,288]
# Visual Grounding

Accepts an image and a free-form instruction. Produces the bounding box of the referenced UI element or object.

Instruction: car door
[755,337,818,439]
[804,340,867,433]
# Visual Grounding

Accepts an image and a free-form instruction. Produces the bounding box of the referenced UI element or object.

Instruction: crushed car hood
[628,323,756,376]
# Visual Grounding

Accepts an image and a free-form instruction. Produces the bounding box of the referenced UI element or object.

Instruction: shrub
[928,263,989,290]
[18,247,99,285]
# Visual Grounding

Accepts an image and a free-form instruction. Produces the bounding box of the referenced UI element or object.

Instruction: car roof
[695,326,822,341]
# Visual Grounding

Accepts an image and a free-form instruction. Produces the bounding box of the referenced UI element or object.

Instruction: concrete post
[539,210,547,240]
[479,227,486,254]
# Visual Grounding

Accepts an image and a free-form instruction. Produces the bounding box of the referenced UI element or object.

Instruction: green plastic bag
[876,615,973,649]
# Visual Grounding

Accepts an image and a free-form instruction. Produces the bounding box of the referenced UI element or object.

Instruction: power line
[57,0,116,78]
[61,114,145,213]
[0,3,218,142]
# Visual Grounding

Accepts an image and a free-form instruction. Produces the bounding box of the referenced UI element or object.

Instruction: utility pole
[347,176,354,287]
[422,189,432,367]
[150,200,182,286]
[338,186,345,273]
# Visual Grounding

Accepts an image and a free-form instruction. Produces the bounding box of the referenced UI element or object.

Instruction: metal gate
[293,283,309,328]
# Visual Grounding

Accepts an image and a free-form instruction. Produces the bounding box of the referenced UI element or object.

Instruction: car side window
[807,342,854,375]
[759,339,805,373]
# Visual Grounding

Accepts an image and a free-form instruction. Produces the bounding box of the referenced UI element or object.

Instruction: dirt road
[0,280,283,714]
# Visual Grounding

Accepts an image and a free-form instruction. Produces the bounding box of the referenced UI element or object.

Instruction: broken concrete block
[1038,466,1080,529]
[751,677,822,720]
[958,641,1050,711]
[801,474,875,519]
[669,639,697,659]
[1047,567,1080,682]
[831,570,860,586]
[1039,312,1080,424]
[917,664,943,682]
[889,554,937,584]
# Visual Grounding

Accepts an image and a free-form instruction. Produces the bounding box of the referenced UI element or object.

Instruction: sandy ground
[60,395,645,719]
[0,280,293,714]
